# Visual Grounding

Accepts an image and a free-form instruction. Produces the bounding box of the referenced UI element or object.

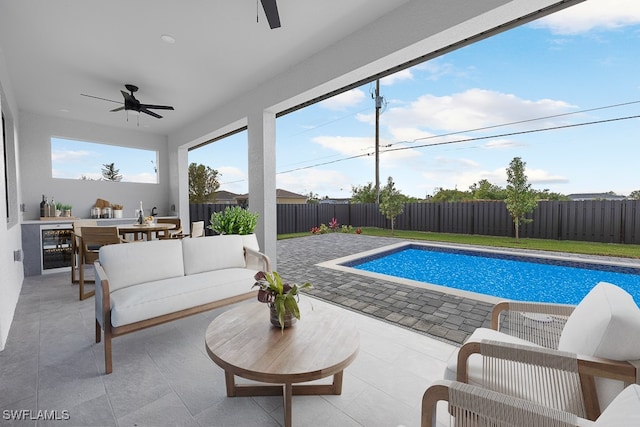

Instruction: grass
[278,227,640,259]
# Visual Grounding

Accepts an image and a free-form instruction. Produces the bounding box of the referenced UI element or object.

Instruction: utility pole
[374,79,381,204]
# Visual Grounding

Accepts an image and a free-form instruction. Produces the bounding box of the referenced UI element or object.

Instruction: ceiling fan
[81,84,174,119]
[259,0,281,29]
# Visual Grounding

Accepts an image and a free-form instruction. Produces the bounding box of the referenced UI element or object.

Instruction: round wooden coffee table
[205,301,359,427]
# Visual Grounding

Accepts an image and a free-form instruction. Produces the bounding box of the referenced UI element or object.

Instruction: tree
[188,163,221,203]
[351,182,377,203]
[305,191,320,204]
[505,157,538,242]
[469,179,506,200]
[629,190,640,200]
[429,187,471,202]
[379,177,405,235]
[101,163,122,181]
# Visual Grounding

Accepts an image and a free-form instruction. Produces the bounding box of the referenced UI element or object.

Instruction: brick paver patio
[276,233,494,345]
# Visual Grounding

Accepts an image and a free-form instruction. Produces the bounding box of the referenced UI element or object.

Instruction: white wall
[19,112,170,220]
[0,51,24,351]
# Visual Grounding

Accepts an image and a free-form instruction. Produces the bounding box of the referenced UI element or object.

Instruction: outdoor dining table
[117,223,176,241]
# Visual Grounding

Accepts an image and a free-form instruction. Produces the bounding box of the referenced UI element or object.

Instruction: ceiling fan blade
[260,0,281,29]
[140,108,163,119]
[110,106,125,112]
[80,93,121,104]
[140,104,174,110]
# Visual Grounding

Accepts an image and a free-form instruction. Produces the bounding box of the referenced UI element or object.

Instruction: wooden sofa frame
[94,246,270,374]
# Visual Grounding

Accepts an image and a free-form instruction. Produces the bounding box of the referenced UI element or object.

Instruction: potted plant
[55,202,63,217]
[252,271,312,331]
[208,206,258,235]
[111,204,124,218]
[61,204,72,217]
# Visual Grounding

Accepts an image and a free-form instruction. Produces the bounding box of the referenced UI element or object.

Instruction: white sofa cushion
[109,267,258,327]
[99,239,184,292]
[594,384,640,426]
[182,235,246,275]
[558,282,640,408]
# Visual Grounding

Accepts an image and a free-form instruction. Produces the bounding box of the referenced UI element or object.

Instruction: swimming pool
[332,243,640,305]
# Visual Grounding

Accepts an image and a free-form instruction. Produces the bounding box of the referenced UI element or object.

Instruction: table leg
[283,383,293,427]
[224,371,237,397]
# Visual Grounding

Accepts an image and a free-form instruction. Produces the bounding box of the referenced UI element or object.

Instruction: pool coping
[316,241,640,305]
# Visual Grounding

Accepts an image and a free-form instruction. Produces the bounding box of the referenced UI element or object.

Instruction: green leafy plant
[252,271,312,332]
[208,206,258,235]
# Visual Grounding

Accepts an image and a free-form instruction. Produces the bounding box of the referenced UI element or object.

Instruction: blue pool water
[347,245,640,305]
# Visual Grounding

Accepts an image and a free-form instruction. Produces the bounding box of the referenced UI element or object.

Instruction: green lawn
[278,227,640,259]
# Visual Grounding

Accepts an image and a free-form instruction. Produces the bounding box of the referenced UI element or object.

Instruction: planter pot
[113,209,123,219]
[62,210,72,217]
[269,304,296,329]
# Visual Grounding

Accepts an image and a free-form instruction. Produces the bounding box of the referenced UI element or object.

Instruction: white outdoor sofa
[94,234,270,374]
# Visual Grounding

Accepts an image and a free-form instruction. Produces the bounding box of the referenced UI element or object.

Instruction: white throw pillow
[558,281,640,408]
[182,234,246,275]
[558,282,640,360]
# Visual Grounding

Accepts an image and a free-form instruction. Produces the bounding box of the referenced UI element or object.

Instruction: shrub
[208,206,258,235]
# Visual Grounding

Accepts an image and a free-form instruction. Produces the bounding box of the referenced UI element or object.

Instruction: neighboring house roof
[214,190,241,202]
[235,189,307,201]
[319,198,351,204]
[567,193,627,201]
[276,189,307,200]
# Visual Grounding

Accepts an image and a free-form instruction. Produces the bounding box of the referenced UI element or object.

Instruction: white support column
[248,109,277,270]
[175,146,190,226]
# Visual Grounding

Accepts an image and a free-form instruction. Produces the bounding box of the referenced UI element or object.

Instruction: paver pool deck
[276,233,640,345]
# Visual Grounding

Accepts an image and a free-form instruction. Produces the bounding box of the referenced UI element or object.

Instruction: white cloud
[312,136,374,156]
[526,168,570,185]
[381,88,576,134]
[311,135,422,168]
[51,149,93,163]
[381,69,413,86]
[483,139,527,149]
[532,0,640,35]
[277,169,352,197]
[318,89,366,111]
[217,166,247,194]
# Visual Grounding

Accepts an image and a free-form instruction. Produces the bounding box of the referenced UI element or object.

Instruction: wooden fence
[190,200,640,244]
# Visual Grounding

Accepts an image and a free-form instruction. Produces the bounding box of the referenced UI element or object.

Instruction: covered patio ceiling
[0,0,583,140]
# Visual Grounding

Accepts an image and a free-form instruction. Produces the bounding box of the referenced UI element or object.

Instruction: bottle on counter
[40,194,46,218]
[138,201,144,224]
[49,196,56,217]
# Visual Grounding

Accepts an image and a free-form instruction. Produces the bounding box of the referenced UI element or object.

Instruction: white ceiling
[0,0,414,135]
[0,1,583,138]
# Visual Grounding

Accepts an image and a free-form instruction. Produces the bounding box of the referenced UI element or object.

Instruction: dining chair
[71,219,97,284]
[157,218,183,239]
[77,226,125,300]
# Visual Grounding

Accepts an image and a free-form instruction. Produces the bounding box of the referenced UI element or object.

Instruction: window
[51,137,158,183]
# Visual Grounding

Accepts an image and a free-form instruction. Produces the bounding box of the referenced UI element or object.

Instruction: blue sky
[191,0,640,199]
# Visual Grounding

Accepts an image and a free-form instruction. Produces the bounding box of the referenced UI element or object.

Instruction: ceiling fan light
[161,34,176,44]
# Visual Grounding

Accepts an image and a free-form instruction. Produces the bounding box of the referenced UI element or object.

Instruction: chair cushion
[99,239,185,292]
[109,267,258,327]
[594,384,640,426]
[558,282,640,360]
[558,282,640,408]
[182,235,246,275]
